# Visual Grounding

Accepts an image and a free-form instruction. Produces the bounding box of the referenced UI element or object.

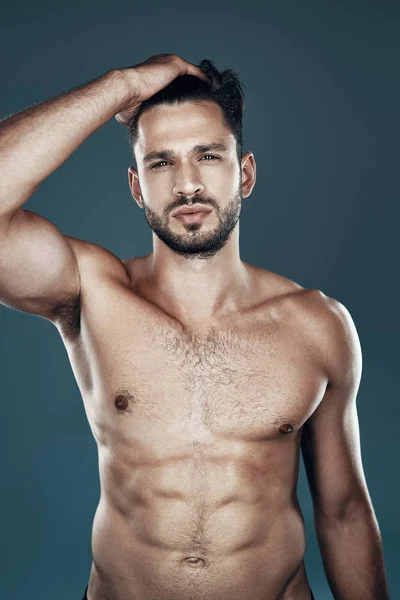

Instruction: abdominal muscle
[87,449,309,600]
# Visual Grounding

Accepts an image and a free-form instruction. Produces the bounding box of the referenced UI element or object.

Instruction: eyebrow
[142,143,230,165]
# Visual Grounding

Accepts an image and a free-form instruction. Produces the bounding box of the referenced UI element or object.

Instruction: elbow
[315,495,375,525]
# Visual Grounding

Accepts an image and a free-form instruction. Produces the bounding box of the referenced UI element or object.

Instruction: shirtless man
[0,54,389,600]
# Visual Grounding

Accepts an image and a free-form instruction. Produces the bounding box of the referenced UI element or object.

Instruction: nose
[172,163,205,198]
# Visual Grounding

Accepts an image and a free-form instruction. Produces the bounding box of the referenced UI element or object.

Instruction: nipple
[279,423,293,434]
[114,395,129,411]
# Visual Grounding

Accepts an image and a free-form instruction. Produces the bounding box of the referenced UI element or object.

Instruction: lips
[172,205,212,217]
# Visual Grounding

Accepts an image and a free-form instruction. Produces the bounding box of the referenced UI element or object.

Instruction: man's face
[128,100,247,260]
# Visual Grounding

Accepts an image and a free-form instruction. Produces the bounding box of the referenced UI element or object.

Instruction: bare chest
[62,286,327,447]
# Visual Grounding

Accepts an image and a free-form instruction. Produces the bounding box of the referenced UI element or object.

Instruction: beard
[141,178,243,261]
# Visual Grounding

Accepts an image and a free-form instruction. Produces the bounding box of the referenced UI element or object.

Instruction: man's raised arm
[0,54,209,321]
[0,68,134,321]
[0,70,131,216]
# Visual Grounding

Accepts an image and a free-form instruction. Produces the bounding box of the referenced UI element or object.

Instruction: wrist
[108,68,140,107]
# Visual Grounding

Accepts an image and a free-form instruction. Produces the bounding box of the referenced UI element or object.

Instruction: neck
[138,227,252,324]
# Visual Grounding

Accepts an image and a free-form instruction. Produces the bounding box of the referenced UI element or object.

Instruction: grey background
[0,0,398,598]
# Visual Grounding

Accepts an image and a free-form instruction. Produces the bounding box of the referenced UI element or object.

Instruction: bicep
[0,208,80,320]
[301,299,371,520]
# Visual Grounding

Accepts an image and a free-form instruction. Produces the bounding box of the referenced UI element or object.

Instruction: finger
[177,57,207,82]
[187,63,209,83]
[115,114,129,127]
[198,69,210,83]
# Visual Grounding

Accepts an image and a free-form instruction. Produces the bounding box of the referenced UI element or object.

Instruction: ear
[241,152,256,199]
[128,166,143,209]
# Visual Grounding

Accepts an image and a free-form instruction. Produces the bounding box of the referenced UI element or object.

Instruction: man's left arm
[301,294,390,600]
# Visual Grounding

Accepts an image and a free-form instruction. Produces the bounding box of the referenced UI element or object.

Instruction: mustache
[169,196,215,213]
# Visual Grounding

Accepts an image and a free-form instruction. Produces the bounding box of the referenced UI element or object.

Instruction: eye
[150,155,220,169]
[150,161,169,169]
[202,154,219,162]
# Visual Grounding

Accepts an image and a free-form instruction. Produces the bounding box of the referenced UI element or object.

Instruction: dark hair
[127,59,247,167]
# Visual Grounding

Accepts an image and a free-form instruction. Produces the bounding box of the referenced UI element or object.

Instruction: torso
[55,238,330,600]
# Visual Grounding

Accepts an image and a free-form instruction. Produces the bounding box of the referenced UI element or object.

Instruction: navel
[279,423,294,434]
[182,557,205,568]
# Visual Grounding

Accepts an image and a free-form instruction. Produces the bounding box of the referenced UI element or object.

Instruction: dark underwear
[82,584,317,599]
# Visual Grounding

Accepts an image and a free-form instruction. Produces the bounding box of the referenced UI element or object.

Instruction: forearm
[315,506,390,600]
[0,69,131,216]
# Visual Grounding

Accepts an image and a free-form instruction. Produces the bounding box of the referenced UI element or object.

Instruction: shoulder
[249,265,358,340]
[295,288,361,349]
[254,265,362,386]
[288,288,363,387]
